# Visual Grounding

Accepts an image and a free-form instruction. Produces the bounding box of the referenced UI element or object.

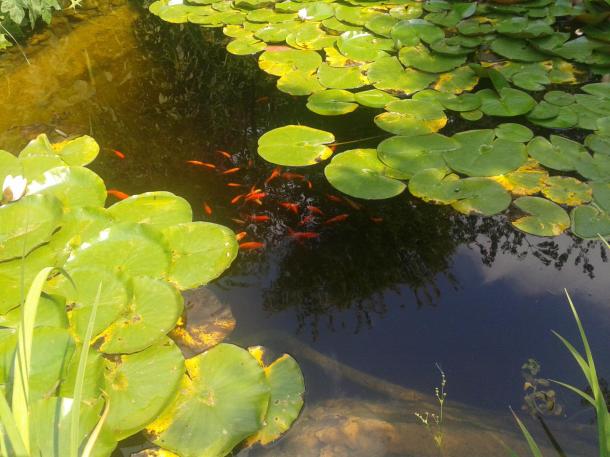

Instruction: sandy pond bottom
[1,2,609,456]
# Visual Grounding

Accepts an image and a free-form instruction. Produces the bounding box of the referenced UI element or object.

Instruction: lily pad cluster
[0,135,304,456]
[148,0,610,238]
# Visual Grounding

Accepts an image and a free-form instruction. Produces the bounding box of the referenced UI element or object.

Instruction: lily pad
[527,135,589,172]
[336,31,393,62]
[570,205,610,239]
[51,135,99,166]
[374,99,447,136]
[107,191,192,230]
[258,125,335,166]
[441,93,481,112]
[399,44,466,73]
[491,36,547,61]
[512,196,570,236]
[367,56,436,95]
[316,63,368,89]
[146,343,271,457]
[306,89,359,115]
[491,159,548,196]
[353,89,398,108]
[494,123,534,143]
[28,166,106,208]
[390,19,444,46]
[258,49,322,76]
[450,177,512,216]
[541,176,592,206]
[324,149,406,199]
[477,88,536,117]
[277,70,325,95]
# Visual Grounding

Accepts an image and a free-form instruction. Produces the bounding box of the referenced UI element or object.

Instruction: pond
[1,0,609,455]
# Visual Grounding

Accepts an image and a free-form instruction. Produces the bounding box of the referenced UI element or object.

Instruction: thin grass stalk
[70,282,103,457]
[510,407,543,457]
[0,391,27,456]
[81,396,109,457]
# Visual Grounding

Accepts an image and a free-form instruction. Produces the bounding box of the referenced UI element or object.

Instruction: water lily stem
[330,134,388,147]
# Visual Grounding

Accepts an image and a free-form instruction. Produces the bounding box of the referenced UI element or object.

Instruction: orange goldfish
[279,202,299,214]
[239,241,265,250]
[186,160,216,169]
[222,167,240,175]
[107,189,129,200]
[306,205,324,216]
[203,202,212,216]
[264,167,282,185]
[112,149,126,159]
[324,214,349,224]
[236,231,248,241]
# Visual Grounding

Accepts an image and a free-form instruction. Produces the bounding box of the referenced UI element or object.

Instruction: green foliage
[0,135,305,457]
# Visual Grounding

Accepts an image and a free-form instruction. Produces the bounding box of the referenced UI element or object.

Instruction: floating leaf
[277,70,325,95]
[146,343,270,457]
[491,159,548,196]
[441,93,481,112]
[494,123,534,143]
[306,89,359,115]
[450,177,512,216]
[336,31,393,62]
[512,196,570,236]
[324,149,406,199]
[390,18,444,46]
[107,192,192,230]
[316,63,368,89]
[541,176,592,206]
[478,88,536,117]
[527,135,589,172]
[367,56,436,95]
[377,134,456,177]
[353,89,398,108]
[399,44,466,73]
[374,99,447,136]
[491,37,547,61]
[571,205,610,239]
[28,166,106,208]
[258,49,322,76]
[51,135,99,166]
[258,125,335,166]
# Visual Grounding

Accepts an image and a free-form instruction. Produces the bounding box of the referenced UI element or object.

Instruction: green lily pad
[512,196,570,236]
[433,66,479,94]
[286,23,337,50]
[377,134,457,177]
[367,56,436,95]
[399,44,466,73]
[98,277,183,354]
[107,191,192,230]
[494,123,534,143]
[336,31,393,62]
[258,125,335,166]
[441,93,481,112]
[492,159,548,196]
[527,101,560,120]
[0,193,62,261]
[307,89,359,115]
[571,205,610,239]
[317,63,368,89]
[146,343,270,457]
[528,105,578,128]
[258,49,322,76]
[324,149,406,199]
[28,166,106,208]
[408,168,460,204]
[541,176,592,206]
[450,177,512,216]
[19,155,65,182]
[390,19,444,46]
[105,337,185,439]
[18,134,55,157]
[575,152,610,181]
[353,89,398,108]
[491,36,547,61]
[277,70,325,95]
[162,222,239,289]
[51,135,99,166]
[295,2,334,20]
[581,82,610,99]
[365,14,399,37]
[586,133,610,156]
[335,5,380,25]
[246,350,305,446]
[226,36,266,55]
[477,88,536,117]
[544,90,574,106]
[591,181,610,213]
[444,130,527,176]
[374,99,447,136]
[66,222,171,279]
[527,135,589,172]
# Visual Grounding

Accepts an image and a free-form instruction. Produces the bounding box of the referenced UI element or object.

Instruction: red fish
[306,179,313,189]
[370,217,384,223]
[235,231,247,241]
[222,167,240,175]
[245,192,267,202]
[288,228,320,240]
[217,150,232,159]
[324,214,349,225]
[326,194,343,203]
[227,182,244,188]
[112,149,126,159]
[186,160,216,169]
[279,202,299,214]
[231,194,244,204]
[239,241,265,250]
[298,215,316,226]
[203,202,212,216]
[306,205,324,216]
[107,189,129,200]
[248,215,270,223]
[282,172,305,181]
[231,218,246,225]
[264,167,282,185]
[343,196,362,210]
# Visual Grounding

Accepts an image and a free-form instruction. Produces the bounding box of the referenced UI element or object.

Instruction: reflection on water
[2,2,610,455]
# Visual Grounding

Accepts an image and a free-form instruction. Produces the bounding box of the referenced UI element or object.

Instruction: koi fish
[279,202,299,214]
[112,149,125,159]
[288,228,320,240]
[343,196,362,210]
[298,215,316,226]
[231,218,246,225]
[217,150,232,159]
[326,194,343,203]
[282,172,305,181]
[235,231,247,241]
[306,179,313,189]
[203,202,212,216]
[107,189,129,200]
[186,160,216,169]
[227,183,244,188]
[239,241,265,250]
[222,167,240,175]
[324,214,349,224]
[370,217,384,223]
[247,215,270,223]
[306,205,324,216]
[245,192,267,202]
[264,167,282,185]
[231,194,244,204]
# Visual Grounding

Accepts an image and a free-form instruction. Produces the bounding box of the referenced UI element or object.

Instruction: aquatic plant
[148,0,610,239]
[0,134,305,456]
[512,291,610,457]
[415,363,447,450]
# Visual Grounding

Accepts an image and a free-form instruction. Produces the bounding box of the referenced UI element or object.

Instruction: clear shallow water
[1,3,609,455]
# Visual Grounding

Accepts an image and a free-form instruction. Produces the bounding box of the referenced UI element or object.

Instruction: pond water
[1,1,609,455]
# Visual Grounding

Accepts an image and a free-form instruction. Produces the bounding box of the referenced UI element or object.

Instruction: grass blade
[70,282,103,457]
[551,331,591,385]
[550,379,595,406]
[12,266,55,454]
[510,407,544,457]
[0,390,28,456]
[81,396,109,457]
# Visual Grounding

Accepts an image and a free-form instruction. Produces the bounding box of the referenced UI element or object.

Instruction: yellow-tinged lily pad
[374,99,447,136]
[512,196,571,237]
[541,176,592,206]
[107,191,192,230]
[258,125,335,166]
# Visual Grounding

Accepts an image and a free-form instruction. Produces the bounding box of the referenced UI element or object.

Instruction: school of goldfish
[104,146,383,252]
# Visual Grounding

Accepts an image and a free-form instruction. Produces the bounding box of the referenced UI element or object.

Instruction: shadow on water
[1,2,609,455]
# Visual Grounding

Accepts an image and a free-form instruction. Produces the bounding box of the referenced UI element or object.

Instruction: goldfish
[288,228,320,240]
[217,150,232,159]
[279,202,299,214]
[239,241,265,250]
[298,215,316,226]
[107,189,129,200]
[236,231,248,241]
[282,172,305,181]
[326,194,343,203]
[245,192,267,202]
[186,160,216,169]
[306,205,324,216]
[247,215,270,223]
[370,217,384,223]
[112,149,126,159]
[203,202,212,216]
[324,214,349,224]
[231,194,244,204]
[227,183,244,188]
[264,167,282,185]
[231,218,246,225]
[222,167,240,175]
[343,196,362,210]
[306,179,313,189]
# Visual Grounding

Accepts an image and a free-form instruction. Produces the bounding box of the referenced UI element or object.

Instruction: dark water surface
[1,2,609,455]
